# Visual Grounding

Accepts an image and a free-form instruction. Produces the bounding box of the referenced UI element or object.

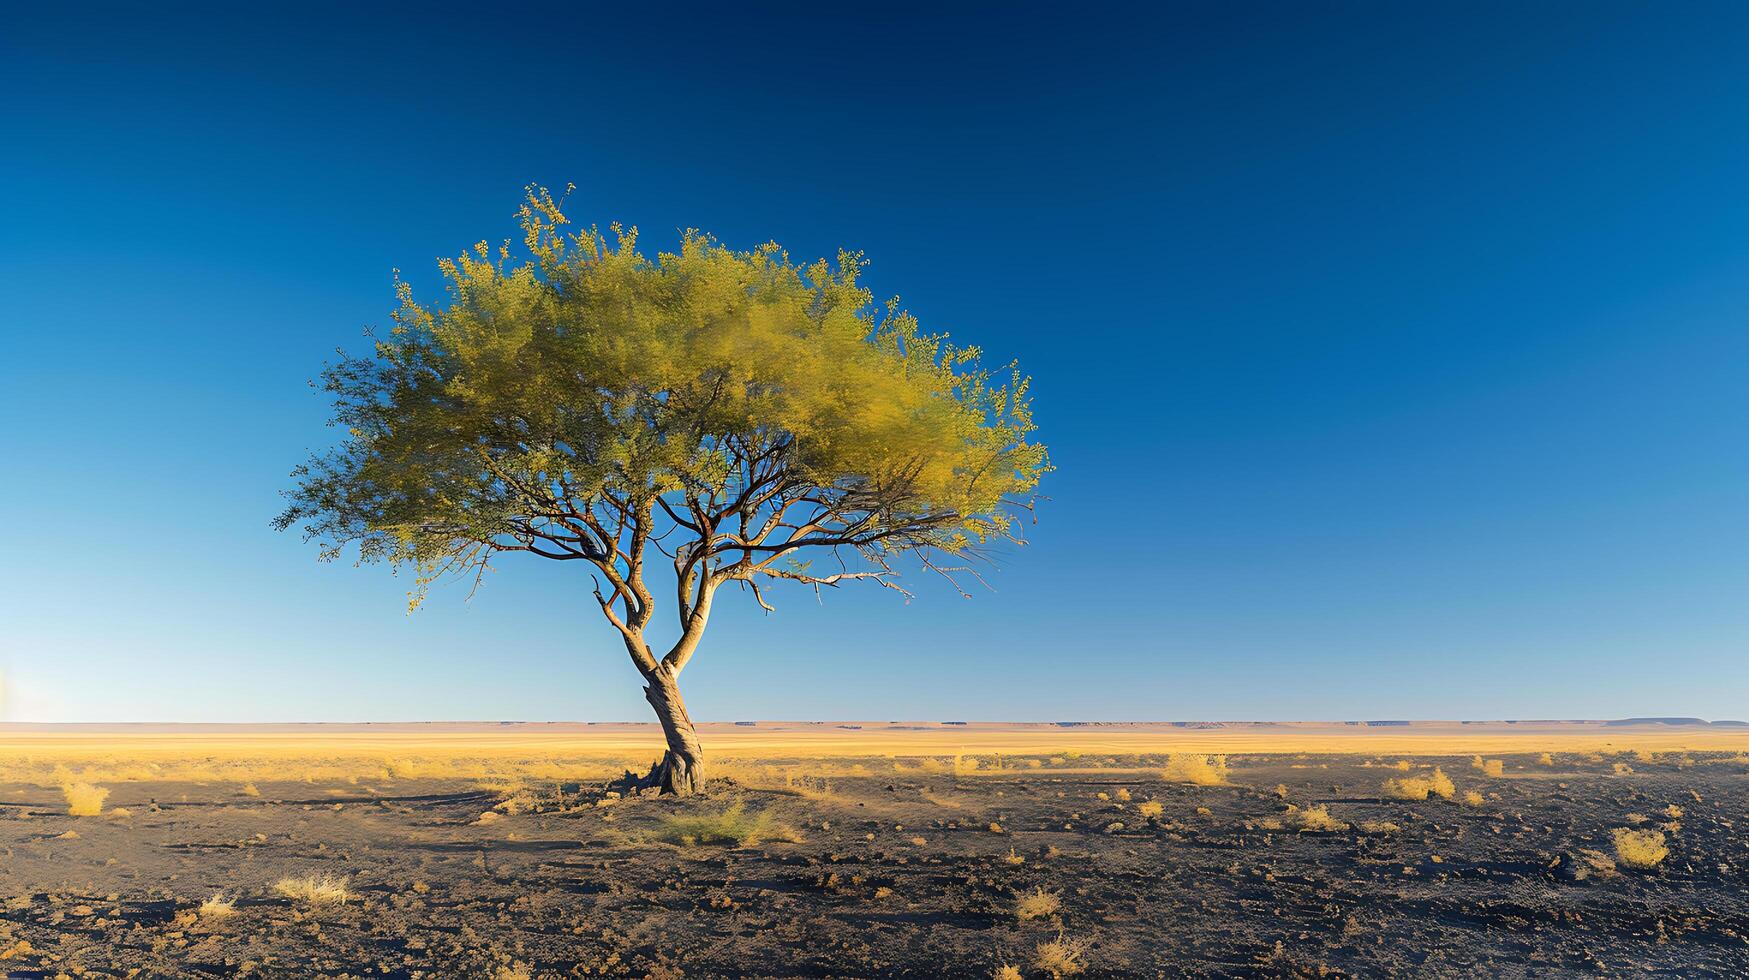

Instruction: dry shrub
[240,783,262,797]
[1381,767,1454,801]
[1462,791,1485,807]
[1161,754,1229,785]
[1285,804,1348,832]
[1015,887,1061,921]
[1136,800,1164,820]
[1538,752,1555,766]
[275,874,352,905]
[1612,762,1634,776]
[656,803,800,847]
[1471,757,1504,777]
[1359,819,1400,833]
[995,966,1024,980]
[198,894,237,919]
[1003,848,1026,866]
[61,782,109,816]
[1612,828,1669,870]
[1034,936,1087,978]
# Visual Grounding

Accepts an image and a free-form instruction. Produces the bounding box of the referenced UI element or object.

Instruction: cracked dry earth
[2,753,1747,978]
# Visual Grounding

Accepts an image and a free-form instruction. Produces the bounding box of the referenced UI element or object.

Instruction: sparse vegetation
[1612,828,1669,870]
[1161,754,1229,785]
[1137,800,1164,819]
[1287,804,1348,832]
[655,803,800,847]
[1382,767,1455,801]
[1016,887,1062,921]
[198,894,237,919]
[274,874,353,905]
[1034,936,1088,978]
[1471,756,1504,777]
[61,782,109,816]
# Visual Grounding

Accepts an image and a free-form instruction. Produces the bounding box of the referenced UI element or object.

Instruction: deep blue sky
[3,3,1746,722]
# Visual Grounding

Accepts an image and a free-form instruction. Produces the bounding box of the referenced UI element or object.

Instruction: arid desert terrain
[3,721,1747,978]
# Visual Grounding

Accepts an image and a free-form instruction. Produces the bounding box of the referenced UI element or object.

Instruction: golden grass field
[5,719,1747,787]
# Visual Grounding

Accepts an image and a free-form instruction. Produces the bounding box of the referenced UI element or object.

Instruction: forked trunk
[642,664,705,795]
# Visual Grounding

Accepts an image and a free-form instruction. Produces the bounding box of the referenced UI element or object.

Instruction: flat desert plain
[3,720,1748,978]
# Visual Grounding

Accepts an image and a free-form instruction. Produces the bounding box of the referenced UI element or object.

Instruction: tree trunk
[641,664,705,795]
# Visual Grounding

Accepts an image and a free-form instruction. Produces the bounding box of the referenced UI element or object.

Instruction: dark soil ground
[4,752,1746,978]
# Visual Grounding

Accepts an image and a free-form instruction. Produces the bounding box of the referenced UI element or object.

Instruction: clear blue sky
[3,2,1746,722]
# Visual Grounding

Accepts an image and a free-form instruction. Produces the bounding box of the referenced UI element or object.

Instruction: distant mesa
[1364,720,1411,726]
[734,721,757,727]
[941,721,967,726]
[1605,717,1709,727]
[1055,722,1089,727]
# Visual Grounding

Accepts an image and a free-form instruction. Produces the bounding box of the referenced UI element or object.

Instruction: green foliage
[278,185,1048,674]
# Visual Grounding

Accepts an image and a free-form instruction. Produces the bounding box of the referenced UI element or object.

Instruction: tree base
[620,749,705,797]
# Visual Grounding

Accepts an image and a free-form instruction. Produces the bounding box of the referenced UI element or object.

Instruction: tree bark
[641,664,705,795]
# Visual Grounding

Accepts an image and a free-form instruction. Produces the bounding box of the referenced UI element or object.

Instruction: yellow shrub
[1286,804,1348,832]
[1381,767,1454,801]
[1015,887,1061,921]
[198,894,237,919]
[1612,828,1668,870]
[995,968,1023,980]
[274,874,352,904]
[1537,752,1554,766]
[61,782,109,816]
[1462,791,1485,807]
[1471,757,1504,777]
[1035,937,1087,978]
[1136,800,1164,819]
[1161,754,1229,785]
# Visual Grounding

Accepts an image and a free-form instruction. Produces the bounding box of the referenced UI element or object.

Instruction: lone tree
[276,187,1049,794]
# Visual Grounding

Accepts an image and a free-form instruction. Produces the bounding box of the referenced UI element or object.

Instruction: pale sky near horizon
[3,2,1747,723]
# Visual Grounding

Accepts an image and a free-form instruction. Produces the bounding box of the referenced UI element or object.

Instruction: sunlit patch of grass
[1161,754,1229,785]
[1015,887,1061,921]
[1381,767,1454,801]
[274,874,352,905]
[61,782,109,816]
[1612,762,1634,776]
[1034,935,1088,977]
[198,894,237,919]
[1359,819,1400,833]
[655,803,800,847]
[1612,828,1669,870]
[1286,804,1348,832]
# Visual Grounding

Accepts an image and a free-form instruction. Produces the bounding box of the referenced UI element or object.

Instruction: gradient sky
[3,2,1747,723]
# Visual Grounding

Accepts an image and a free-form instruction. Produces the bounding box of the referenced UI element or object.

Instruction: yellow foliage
[274,874,352,905]
[1611,828,1669,870]
[1381,767,1454,801]
[1471,756,1504,777]
[1034,937,1088,978]
[1161,754,1229,785]
[1015,887,1061,921]
[1136,800,1164,819]
[1284,804,1348,832]
[198,894,237,919]
[61,782,109,816]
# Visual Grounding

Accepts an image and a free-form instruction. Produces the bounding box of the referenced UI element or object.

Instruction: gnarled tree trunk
[641,664,705,795]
